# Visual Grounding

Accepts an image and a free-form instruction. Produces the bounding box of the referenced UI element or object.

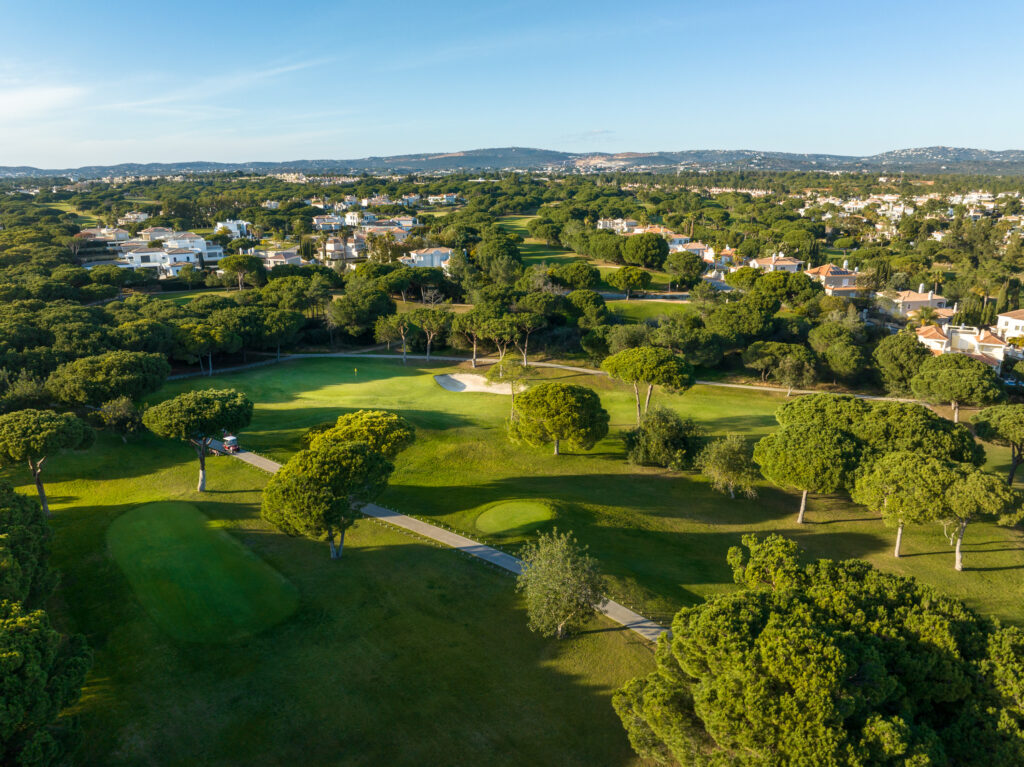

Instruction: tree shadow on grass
[70,516,650,767]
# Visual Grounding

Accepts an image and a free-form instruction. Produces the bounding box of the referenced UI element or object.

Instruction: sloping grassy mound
[108,501,298,642]
[475,500,555,537]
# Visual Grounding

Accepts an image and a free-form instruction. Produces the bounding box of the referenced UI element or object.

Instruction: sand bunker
[434,373,512,394]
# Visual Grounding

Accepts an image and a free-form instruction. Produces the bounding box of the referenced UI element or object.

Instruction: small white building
[325,235,366,262]
[916,324,1015,371]
[426,193,461,206]
[139,226,175,241]
[214,219,251,239]
[262,200,280,210]
[747,253,804,273]
[400,247,453,270]
[312,215,345,232]
[877,285,947,317]
[117,211,150,225]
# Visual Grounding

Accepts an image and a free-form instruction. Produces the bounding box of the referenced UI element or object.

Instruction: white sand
[434,373,512,394]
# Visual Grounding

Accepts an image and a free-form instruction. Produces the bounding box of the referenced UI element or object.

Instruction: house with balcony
[876,285,947,317]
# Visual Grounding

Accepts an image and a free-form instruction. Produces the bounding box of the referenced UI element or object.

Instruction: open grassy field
[108,501,299,642]
[158,287,235,305]
[44,202,101,227]
[608,299,695,323]
[498,216,676,292]
[15,427,653,766]
[16,355,1024,764]
[155,358,1024,625]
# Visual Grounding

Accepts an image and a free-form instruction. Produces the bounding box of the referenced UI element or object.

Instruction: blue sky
[1,0,1022,166]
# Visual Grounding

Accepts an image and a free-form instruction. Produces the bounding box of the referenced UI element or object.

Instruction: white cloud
[0,84,88,122]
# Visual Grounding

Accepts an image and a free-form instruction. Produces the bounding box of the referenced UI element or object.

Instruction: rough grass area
[108,501,298,642]
[475,499,556,536]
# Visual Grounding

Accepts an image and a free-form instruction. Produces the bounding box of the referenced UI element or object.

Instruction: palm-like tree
[927,268,946,293]
[914,306,940,327]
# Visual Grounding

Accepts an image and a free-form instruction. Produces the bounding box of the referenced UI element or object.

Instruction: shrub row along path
[211,439,668,642]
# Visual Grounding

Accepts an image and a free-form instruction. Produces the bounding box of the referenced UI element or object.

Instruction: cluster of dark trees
[0,480,91,765]
[754,392,1017,570]
[615,534,1024,766]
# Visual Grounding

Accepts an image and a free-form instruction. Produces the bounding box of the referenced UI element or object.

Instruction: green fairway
[108,501,298,642]
[608,299,695,323]
[154,357,1024,625]
[158,287,235,306]
[18,354,1024,764]
[19,421,652,765]
[475,499,556,536]
[44,202,100,227]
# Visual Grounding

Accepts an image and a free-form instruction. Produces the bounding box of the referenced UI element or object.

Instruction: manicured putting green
[108,501,298,643]
[475,500,555,536]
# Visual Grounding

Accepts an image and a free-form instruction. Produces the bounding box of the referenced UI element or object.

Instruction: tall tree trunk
[471,337,477,368]
[401,337,407,365]
[954,519,967,571]
[556,619,566,639]
[196,441,207,492]
[729,486,735,500]
[894,522,904,558]
[1010,444,1021,485]
[30,460,50,517]
[208,352,213,376]
[522,335,529,365]
[633,382,641,426]
[553,438,560,456]
[426,338,432,360]
[951,400,960,424]
[335,528,346,559]
[644,384,654,414]
[796,489,808,524]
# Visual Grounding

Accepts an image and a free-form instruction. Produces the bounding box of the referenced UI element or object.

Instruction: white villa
[117,211,150,225]
[312,215,345,232]
[747,253,804,272]
[915,324,1015,371]
[214,219,251,238]
[400,247,453,270]
[877,286,947,317]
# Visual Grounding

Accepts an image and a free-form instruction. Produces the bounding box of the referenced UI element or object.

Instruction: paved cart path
[213,440,668,643]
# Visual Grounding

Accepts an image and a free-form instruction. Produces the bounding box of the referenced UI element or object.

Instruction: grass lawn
[497,216,674,292]
[17,413,653,764]
[158,287,235,306]
[21,356,1024,763]
[107,501,298,642]
[45,202,101,227]
[608,299,695,323]
[155,358,1024,626]
[475,499,556,536]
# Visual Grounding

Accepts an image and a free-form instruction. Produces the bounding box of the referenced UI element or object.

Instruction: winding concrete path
[212,440,668,642]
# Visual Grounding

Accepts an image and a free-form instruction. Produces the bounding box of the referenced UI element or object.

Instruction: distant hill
[6,146,1024,179]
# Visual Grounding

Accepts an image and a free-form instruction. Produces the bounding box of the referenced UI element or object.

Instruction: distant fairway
[475,500,555,536]
[108,502,298,642]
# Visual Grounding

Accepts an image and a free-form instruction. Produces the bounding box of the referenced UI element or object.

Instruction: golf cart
[222,435,240,454]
